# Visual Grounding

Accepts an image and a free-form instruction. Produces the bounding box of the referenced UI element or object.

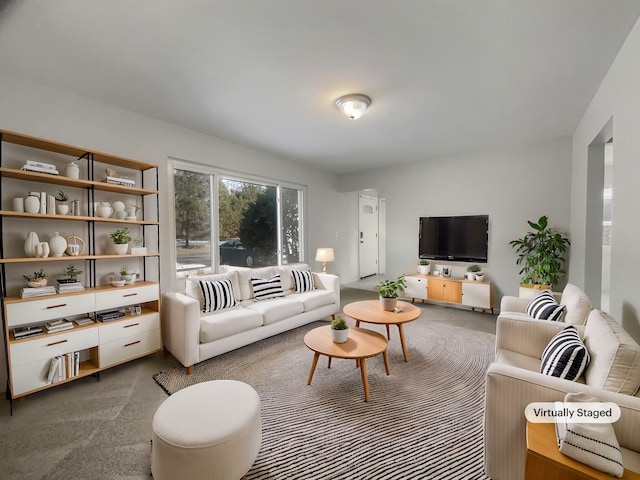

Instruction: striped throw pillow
[540,326,590,380]
[251,274,285,301]
[526,290,566,321]
[292,269,315,293]
[199,279,237,313]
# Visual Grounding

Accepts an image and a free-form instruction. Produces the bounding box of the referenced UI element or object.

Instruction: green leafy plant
[376,276,406,299]
[120,266,129,277]
[467,264,481,273]
[330,316,348,330]
[109,228,132,245]
[419,259,430,266]
[509,215,570,287]
[23,269,48,281]
[63,264,82,278]
[56,190,68,202]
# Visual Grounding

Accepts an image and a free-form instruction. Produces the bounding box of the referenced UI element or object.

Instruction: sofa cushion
[199,306,264,343]
[583,309,640,395]
[526,290,566,321]
[541,326,590,381]
[237,267,275,300]
[186,272,241,309]
[245,298,304,325]
[292,269,315,293]
[560,283,592,325]
[273,264,308,291]
[199,279,237,312]
[251,274,285,301]
[288,289,334,311]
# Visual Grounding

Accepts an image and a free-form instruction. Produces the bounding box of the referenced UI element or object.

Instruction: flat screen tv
[419,215,489,263]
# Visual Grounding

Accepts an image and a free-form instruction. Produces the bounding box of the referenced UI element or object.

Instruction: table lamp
[315,248,335,273]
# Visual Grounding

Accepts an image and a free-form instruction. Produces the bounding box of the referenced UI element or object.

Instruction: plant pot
[519,284,551,299]
[418,265,430,275]
[474,273,485,282]
[28,278,47,288]
[379,297,397,312]
[112,243,129,255]
[466,272,475,280]
[56,202,69,215]
[122,274,135,285]
[331,328,349,343]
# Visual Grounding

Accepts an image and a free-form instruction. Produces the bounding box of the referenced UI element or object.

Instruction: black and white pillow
[251,274,285,301]
[526,290,566,321]
[292,269,315,293]
[541,326,590,380]
[199,279,237,313]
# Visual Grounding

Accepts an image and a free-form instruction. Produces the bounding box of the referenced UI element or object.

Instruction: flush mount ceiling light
[334,94,371,120]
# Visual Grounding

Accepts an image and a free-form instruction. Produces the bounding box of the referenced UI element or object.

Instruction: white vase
[24,232,40,257]
[331,328,349,343]
[36,242,50,258]
[65,162,80,179]
[122,274,135,285]
[24,195,40,213]
[49,232,67,257]
[13,197,24,212]
[418,265,430,275]
[112,243,129,255]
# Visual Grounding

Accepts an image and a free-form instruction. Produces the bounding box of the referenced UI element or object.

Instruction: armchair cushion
[541,325,590,381]
[526,290,566,321]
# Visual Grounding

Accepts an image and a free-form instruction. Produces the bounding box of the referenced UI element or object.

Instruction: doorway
[358,193,378,278]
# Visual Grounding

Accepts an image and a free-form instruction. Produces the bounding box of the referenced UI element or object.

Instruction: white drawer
[99,312,159,344]
[99,329,161,368]
[10,358,51,396]
[95,284,159,311]
[5,293,96,328]
[10,328,99,365]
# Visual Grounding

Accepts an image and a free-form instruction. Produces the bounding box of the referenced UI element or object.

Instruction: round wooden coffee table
[304,326,390,402]
[343,300,421,362]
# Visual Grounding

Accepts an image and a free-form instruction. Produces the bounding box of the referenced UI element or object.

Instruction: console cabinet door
[461,282,492,309]
[442,280,462,303]
[427,278,445,301]
[404,276,428,300]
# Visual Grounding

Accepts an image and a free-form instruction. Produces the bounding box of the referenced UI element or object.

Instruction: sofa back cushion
[237,267,275,300]
[186,272,241,310]
[560,283,592,325]
[583,309,640,395]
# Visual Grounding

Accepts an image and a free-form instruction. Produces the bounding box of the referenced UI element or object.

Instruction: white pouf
[152,380,261,480]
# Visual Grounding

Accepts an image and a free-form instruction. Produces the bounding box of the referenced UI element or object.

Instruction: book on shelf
[21,165,60,175]
[47,194,55,215]
[26,160,57,170]
[74,317,94,326]
[44,319,74,333]
[103,176,136,187]
[13,325,44,339]
[47,356,60,384]
[97,310,125,322]
[39,191,47,214]
[55,281,85,293]
[20,286,57,298]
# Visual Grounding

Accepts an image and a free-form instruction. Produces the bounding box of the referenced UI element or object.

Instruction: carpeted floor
[154,315,495,479]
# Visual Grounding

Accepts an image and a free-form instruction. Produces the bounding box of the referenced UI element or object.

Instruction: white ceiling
[1,1,639,174]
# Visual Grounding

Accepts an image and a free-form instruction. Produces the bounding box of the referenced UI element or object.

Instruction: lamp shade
[315,248,335,263]
[334,94,371,120]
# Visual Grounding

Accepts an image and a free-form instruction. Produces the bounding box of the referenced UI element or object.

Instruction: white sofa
[484,309,640,479]
[161,264,340,374]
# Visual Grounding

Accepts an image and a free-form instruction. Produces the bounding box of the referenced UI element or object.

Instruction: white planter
[112,243,129,255]
[331,328,349,343]
[418,265,430,275]
[122,274,135,285]
[56,203,69,215]
[466,272,475,280]
[379,297,397,312]
[475,273,485,282]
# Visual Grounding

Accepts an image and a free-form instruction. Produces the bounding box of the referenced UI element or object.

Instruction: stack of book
[13,325,44,339]
[97,310,125,322]
[20,286,56,298]
[74,317,95,326]
[103,176,135,187]
[44,319,74,333]
[22,160,59,175]
[46,352,80,384]
[55,280,85,293]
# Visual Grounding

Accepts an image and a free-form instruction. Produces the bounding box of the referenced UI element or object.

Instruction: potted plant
[60,264,82,283]
[23,269,48,288]
[418,259,430,275]
[330,316,349,343]
[109,228,132,255]
[56,190,69,215]
[509,215,570,295]
[376,275,406,311]
[466,264,481,280]
[120,265,135,284]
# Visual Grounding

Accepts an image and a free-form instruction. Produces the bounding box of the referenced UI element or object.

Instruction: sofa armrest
[161,292,201,369]
[484,362,640,480]
[313,272,340,313]
[495,315,577,358]
[500,295,530,313]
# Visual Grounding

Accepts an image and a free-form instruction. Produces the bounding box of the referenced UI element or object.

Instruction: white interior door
[359,194,378,278]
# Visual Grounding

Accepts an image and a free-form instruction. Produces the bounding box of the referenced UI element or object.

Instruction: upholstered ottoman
[151,380,261,480]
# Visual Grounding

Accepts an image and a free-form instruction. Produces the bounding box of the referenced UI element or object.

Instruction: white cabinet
[461,281,494,313]
[404,275,428,301]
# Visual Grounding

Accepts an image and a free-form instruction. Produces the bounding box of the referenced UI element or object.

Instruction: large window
[174,165,303,277]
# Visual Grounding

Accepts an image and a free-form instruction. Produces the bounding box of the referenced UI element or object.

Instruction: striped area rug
[153,317,495,479]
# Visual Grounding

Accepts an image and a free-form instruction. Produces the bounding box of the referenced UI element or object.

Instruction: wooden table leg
[327,356,332,368]
[307,352,320,385]
[355,320,360,327]
[385,324,390,340]
[382,350,390,376]
[398,324,409,362]
[359,358,370,402]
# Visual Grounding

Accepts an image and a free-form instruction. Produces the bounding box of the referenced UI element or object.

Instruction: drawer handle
[124,323,140,328]
[124,340,141,348]
[46,304,67,309]
[123,293,138,298]
[47,339,68,347]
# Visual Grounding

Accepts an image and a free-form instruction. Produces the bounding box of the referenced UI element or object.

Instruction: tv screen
[419,215,488,263]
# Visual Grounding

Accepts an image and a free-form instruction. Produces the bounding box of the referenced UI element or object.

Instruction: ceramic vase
[65,162,80,179]
[49,232,67,257]
[24,195,40,213]
[24,232,40,257]
[13,197,24,212]
[36,242,50,258]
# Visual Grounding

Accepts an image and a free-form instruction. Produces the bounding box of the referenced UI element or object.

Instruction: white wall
[571,17,640,341]
[0,72,357,391]
[338,137,573,302]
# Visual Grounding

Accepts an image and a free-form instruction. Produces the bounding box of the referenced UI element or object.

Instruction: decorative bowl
[111,279,126,287]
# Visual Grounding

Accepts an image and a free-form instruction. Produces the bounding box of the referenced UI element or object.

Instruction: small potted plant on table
[466,264,481,280]
[418,259,430,275]
[330,316,349,343]
[23,269,48,288]
[60,264,82,283]
[376,275,406,312]
[56,190,69,215]
[109,228,132,255]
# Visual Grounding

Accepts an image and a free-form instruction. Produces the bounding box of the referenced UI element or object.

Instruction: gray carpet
[153,316,495,479]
